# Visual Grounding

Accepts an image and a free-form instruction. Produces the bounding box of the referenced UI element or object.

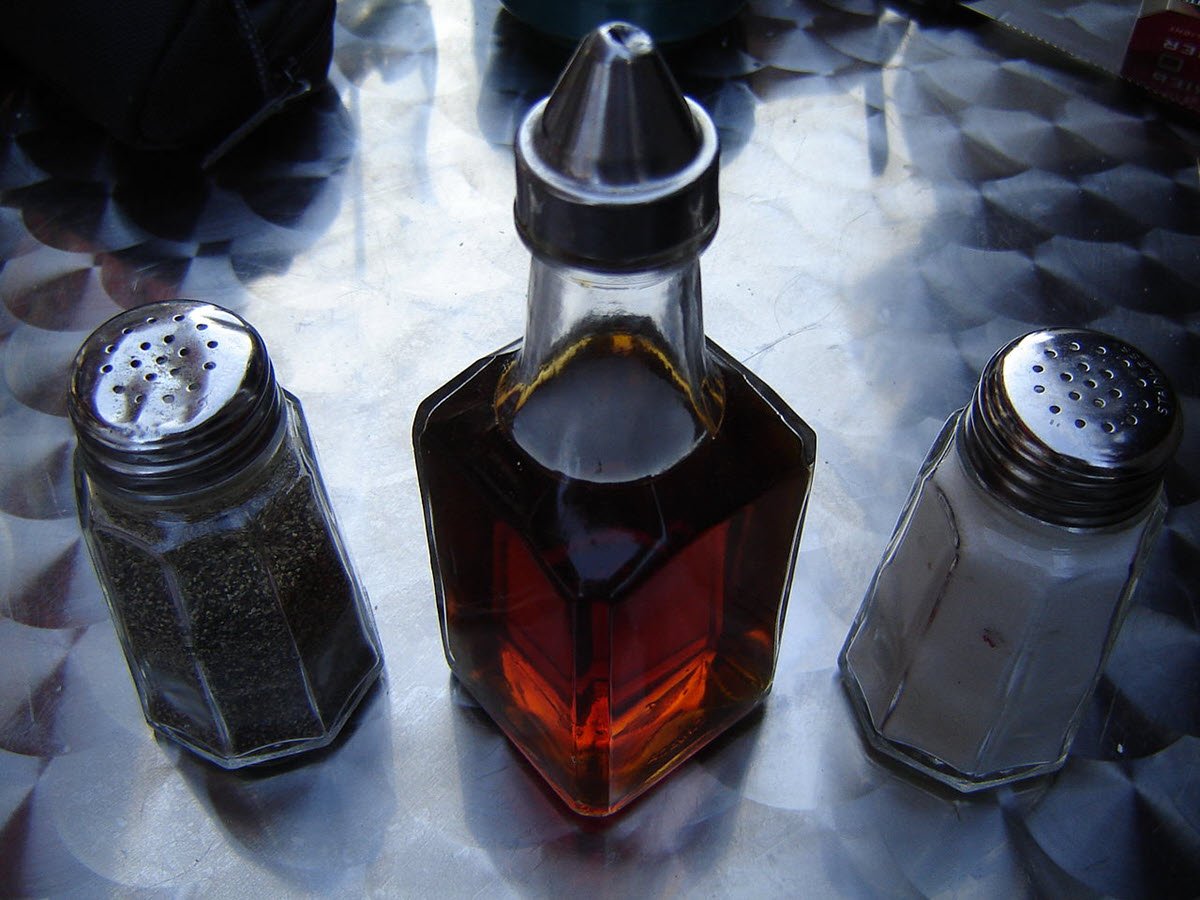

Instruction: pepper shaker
[840,328,1182,791]
[69,300,383,768]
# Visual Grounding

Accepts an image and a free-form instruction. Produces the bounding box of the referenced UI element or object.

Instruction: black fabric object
[0,0,335,164]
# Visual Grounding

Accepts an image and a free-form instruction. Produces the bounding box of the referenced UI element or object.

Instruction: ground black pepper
[257,468,379,721]
[91,530,223,750]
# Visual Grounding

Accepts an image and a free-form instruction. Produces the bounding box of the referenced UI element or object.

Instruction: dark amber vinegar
[415,338,814,815]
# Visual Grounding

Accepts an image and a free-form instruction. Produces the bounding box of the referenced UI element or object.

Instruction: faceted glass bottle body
[77,393,383,768]
[415,262,815,815]
[839,412,1166,791]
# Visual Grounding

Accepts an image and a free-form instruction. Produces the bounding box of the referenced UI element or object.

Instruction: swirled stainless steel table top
[2,1,1197,896]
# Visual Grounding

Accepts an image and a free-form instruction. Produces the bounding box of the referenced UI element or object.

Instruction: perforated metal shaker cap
[961,328,1182,527]
[514,21,720,270]
[68,300,282,494]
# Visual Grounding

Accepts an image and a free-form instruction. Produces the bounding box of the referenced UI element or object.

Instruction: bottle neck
[497,255,723,483]
[511,256,711,397]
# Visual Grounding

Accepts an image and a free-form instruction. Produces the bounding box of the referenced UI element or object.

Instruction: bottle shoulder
[703,339,816,467]
[414,338,815,482]
[413,342,520,438]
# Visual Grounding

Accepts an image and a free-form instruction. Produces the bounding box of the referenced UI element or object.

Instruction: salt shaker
[840,328,1181,792]
[69,300,383,768]
[414,23,815,816]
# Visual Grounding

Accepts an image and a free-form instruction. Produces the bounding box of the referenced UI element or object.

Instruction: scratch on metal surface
[742,307,835,365]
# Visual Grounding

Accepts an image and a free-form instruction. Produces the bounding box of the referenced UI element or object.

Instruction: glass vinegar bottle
[413,23,815,816]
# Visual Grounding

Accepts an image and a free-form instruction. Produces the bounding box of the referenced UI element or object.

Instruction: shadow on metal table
[1,0,1197,896]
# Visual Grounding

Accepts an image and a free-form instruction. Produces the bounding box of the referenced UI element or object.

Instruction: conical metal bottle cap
[514,21,720,270]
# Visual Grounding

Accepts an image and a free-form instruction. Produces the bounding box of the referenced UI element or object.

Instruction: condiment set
[67,22,1182,811]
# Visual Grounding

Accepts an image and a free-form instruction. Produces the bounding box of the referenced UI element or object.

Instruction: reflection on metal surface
[0,0,1197,894]
[449,677,764,889]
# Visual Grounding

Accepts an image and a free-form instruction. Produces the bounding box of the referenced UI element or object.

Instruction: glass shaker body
[840,328,1180,791]
[71,301,382,768]
[413,24,815,816]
